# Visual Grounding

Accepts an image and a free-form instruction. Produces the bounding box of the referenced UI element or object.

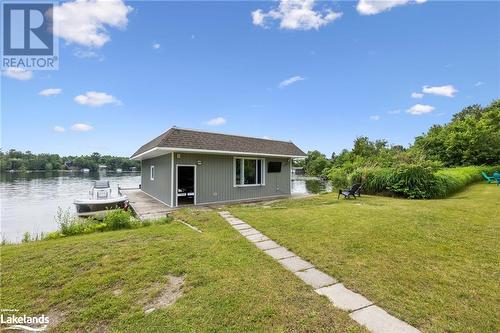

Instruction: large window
[234,158,264,186]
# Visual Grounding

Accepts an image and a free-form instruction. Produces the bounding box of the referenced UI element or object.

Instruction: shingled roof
[131,127,306,159]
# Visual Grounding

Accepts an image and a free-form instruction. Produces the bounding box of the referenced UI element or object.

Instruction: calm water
[292,177,332,194]
[0,172,330,243]
[0,171,141,243]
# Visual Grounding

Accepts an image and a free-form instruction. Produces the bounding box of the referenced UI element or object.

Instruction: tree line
[297,100,500,178]
[0,150,141,172]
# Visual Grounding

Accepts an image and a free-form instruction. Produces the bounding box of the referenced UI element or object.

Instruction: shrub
[350,167,393,194]
[42,209,170,241]
[22,232,31,243]
[434,166,498,197]
[59,218,104,236]
[333,165,499,199]
[102,210,132,230]
[55,207,75,236]
[387,164,439,199]
[43,231,63,240]
[53,207,130,236]
[327,168,349,188]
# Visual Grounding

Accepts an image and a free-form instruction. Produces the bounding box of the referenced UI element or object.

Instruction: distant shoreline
[1,169,141,173]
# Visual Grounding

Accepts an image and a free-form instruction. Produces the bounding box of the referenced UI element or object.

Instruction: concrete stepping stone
[295,268,336,289]
[246,233,269,243]
[350,305,420,333]
[315,283,372,311]
[278,256,314,272]
[226,218,245,226]
[239,228,260,236]
[264,247,296,260]
[232,223,252,230]
[254,240,280,251]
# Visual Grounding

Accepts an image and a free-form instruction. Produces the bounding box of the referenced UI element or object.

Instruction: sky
[1,0,499,157]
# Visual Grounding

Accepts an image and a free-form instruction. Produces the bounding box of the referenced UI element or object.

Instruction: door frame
[175,164,197,206]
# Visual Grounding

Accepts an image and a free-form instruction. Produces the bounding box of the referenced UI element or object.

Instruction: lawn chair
[493,172,500,186]
[338,183,362,199]
[355,183,363,197]
[482,172,496,184]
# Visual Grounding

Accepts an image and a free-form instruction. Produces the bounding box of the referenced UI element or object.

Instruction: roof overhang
[131,147,306,161]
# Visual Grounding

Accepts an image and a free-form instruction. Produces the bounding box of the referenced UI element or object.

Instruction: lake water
[0,172,331,243]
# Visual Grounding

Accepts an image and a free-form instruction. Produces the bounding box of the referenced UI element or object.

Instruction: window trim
[150,165,155,181]
[233,157,265,187]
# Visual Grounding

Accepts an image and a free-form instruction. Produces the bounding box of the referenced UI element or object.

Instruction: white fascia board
[131,147,305,160]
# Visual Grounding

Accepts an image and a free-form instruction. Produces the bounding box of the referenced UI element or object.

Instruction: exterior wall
[141,154,172,206]
[173,153,291,205]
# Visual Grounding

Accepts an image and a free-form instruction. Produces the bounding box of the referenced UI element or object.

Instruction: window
[150,165,155,181]
[234,158,264,186]
[268,161,282,173]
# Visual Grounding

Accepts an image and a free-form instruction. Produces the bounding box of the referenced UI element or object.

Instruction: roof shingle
[131,127,306,158]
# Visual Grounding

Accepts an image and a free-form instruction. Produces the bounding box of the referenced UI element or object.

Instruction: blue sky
[2,0,499,157]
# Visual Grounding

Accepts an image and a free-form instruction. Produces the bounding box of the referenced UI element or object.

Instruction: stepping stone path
[219,211,421,333]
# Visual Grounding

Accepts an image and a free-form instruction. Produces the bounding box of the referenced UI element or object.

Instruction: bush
[434,166,498,197]
[22,232,31,243]
[102,210,132,230]
[42,208,170,241]
[333,165,499,199]
[387,164,439,199]
[327,168,349,188]
[350,167,393,195]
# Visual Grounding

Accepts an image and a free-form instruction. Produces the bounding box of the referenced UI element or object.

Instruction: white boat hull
[74,196,128,217]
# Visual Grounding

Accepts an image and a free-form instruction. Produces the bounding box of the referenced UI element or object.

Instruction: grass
[0,210,364,332]
[229,183,500,333]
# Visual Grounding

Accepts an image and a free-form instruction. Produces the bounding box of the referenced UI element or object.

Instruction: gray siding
[173,153,291,205]
[141,154,172,206]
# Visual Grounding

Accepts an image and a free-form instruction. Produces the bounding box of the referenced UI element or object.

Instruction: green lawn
[1,210,364,332]
[229,183,500,332]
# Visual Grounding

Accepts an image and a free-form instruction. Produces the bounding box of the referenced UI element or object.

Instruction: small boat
[81,168,90,173]
[116,168,122,173]
[74,180,128,218]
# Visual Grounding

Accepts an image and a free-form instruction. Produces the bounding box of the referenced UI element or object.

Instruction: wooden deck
[119,188,172,220]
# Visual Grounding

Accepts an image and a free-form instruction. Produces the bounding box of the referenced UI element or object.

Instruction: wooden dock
[119,188,172,220]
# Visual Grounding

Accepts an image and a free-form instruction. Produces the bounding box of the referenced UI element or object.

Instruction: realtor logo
[2,2,58,70]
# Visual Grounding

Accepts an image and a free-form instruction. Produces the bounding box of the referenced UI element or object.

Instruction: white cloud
[71,123,94,132]
[369,115,381,121]
[206,117,227,126]
[422,84,457,97]
[474,81,485,87]
[39,88,62,97]
[407,104,435,115]
[73,49,99,58]
[279,75,305,88]
[2,68,33,81]
[252,9,266,26]
[357,0,427,15]
[152,43,160,49]
[74,91,121,106]
[252,0,342,30]
[52,0,133,48]
[53,126,65,133]
[387,109,401,114]
[411,92,423,99]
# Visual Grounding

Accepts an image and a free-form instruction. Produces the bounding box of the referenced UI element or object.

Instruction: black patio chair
[338,183,362,199]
